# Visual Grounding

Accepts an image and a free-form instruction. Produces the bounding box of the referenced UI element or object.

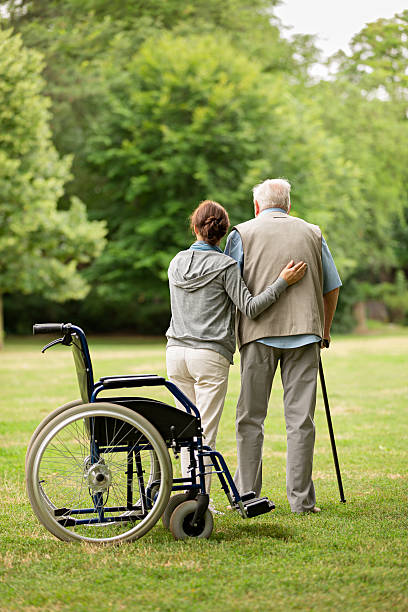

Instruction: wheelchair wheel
[26,402,172,544]
[161,493,189,530]
[169,500,213,540]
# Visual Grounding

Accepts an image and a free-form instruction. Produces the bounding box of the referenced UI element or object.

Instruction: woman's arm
[223,260,307,319]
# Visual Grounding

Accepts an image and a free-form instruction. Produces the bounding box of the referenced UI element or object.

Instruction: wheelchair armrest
[98,375,166,389]
[99,375,145,382]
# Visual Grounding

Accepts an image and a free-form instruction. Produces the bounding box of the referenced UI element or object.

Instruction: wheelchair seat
[97,396,201,442]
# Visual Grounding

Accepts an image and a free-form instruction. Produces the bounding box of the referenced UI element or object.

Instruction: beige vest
[235,212,324,349]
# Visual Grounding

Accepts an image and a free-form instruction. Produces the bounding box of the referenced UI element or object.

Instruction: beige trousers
[234,341,320,513]
[166,346,230,493]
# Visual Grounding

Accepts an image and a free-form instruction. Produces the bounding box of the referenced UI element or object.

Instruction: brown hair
[190,200,230,246]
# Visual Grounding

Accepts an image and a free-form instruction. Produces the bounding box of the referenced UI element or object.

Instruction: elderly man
[225,178,341,513]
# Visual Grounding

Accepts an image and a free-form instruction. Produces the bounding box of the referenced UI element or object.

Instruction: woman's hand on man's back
[279,260,307,285]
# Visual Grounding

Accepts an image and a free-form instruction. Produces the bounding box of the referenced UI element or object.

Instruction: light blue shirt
[224,208,342,349]
[189,241,222,253]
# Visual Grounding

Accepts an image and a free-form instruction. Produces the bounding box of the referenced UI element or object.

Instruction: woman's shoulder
[169,249,191,263]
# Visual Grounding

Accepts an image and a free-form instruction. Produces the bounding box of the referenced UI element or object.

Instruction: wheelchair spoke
[46,440,84,470]
[73,420,90,456]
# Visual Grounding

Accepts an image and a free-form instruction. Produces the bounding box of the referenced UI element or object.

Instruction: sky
[274,0,407,59]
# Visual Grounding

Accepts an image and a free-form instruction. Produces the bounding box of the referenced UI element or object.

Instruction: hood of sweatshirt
[168,249,236,292]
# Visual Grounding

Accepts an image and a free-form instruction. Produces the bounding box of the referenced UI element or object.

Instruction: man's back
[234,211,324,347]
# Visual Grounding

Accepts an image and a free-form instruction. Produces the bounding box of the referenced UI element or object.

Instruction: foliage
[0,29,106,342]
[1,0,302,205]
[80,34,285,324]
[81,32,364,329]
[1,0,320,331]
[321,10,408,309]
[313,79,408,273]
[0,3,407,332]
[333,10,408,111]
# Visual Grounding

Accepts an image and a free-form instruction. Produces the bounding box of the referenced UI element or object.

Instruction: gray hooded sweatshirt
[166,249,287,363]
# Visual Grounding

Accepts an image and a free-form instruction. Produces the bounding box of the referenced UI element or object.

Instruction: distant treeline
[1,1,408,337]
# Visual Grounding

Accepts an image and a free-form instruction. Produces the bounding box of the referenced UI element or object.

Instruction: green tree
[83,33,281,327]
[79,32,360,330]
[328,13,408,268]
[314,79,407,268]
[314,12,408,327]
[0,29,106,346]
[1,0,325,332]
[334,10,408,113]
[1,0,307,208]
[8,2,403,333]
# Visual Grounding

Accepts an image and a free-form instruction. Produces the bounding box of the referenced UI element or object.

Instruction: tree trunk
[353,300,367,333]
[0,293,3,350]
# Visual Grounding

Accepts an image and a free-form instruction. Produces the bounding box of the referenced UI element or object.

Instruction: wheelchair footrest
[240,490,257,502]
[243,496,275,518]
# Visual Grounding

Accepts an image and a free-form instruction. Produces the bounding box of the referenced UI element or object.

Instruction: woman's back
[166,247,238,363]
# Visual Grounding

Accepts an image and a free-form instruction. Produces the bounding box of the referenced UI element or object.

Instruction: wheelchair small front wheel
[161,493,189,530]
[169,500,213,540]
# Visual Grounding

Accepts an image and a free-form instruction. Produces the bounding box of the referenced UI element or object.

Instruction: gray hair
[252,178,291,212]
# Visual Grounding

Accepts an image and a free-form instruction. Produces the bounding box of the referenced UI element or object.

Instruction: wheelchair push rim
[26,402,173,544]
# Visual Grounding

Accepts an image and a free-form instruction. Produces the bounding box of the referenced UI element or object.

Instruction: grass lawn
[1,331,407,611]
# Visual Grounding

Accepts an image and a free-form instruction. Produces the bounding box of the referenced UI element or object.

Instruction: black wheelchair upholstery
[96,396,201,443]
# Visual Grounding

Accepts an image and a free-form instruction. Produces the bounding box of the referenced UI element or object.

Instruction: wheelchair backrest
[71,330,94,403]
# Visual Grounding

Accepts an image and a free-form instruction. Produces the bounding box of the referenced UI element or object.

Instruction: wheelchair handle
[33,323,70,335]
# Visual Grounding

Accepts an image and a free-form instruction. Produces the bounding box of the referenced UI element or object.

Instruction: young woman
[166,200,306,495]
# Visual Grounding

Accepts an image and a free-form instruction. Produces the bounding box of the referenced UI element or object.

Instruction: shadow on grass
[212,521,295,542]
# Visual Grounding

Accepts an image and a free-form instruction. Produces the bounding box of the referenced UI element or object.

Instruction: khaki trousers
[234,341,320,513]
[166,346,230,493]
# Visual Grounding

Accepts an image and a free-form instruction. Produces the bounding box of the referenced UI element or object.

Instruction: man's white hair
[252,178,291,212]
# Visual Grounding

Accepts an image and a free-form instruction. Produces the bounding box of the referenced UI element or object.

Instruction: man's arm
[224,229,244,273]
[321,236,341,347]
[323,287,339,344]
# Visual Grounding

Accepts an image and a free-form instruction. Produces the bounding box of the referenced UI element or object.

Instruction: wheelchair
[26,323,275,544]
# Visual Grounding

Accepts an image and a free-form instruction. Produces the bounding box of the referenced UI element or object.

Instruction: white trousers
[166,346,230,493]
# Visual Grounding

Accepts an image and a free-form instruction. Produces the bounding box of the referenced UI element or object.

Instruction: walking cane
[319,343,346,503]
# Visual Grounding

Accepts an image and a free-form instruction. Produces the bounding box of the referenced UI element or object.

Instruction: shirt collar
[189,241,223,253]
[259,207,288,216]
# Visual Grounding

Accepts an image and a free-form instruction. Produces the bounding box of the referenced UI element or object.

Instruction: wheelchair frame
[26,323,275,542]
